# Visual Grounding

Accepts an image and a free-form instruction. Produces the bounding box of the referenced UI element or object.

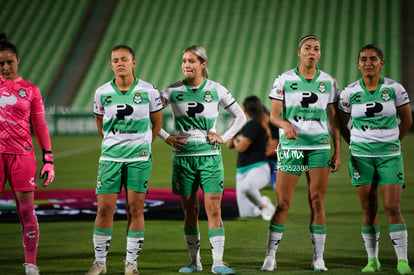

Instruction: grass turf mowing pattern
[0,134,413,274]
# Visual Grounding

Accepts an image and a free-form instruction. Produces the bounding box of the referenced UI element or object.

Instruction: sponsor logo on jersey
[133,92,143,104]
[204,91,213,102]
[0,89,17,107]
[360,124,388,131]
[139,152,148,156]
[97,180,102,189]
[352,94,361,103]
[318,82,326,93]
[111,127,138,135]
[293,115,321,122]
[30,177,35,186]
[381,90,390,101]
[103,96,112,105]
[301,92,318,107]
[276,89,284,95]
[18,88,27,98]
[353,169,361,180]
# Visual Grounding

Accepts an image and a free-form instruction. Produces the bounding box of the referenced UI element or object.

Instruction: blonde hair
[183,45,209,79]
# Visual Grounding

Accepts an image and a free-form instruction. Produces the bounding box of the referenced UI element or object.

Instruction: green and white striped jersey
[339,77,410,157]
[94,78,162,162]
[162,78,236,157]
[269,68,339,150]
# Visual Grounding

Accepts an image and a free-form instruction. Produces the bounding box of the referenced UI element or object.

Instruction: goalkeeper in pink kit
[0,33,55,275]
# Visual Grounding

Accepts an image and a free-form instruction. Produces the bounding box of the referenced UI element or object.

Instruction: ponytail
[243,96,271,141]
[0,33,19,58]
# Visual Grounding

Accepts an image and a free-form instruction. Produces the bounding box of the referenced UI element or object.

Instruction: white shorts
[236,163,270,217]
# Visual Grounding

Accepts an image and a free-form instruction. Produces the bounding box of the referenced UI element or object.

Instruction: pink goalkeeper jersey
[0,77,45,154]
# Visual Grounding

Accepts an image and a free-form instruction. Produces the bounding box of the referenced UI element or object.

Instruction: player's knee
[97,204,116,218]
[309,198,324,213]
[383,203,401,218]
[127,204,144,217]
[276,197,292,212]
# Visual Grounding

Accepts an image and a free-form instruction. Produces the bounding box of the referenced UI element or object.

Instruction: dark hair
[298,34,320,49]
[243,96,264,121]
[110,45,135,60]
[243,95,271,140]
[0,33,19,59]
[358,44,384,61]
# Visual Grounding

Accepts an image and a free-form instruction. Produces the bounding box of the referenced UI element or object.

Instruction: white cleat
[125,261,139,275]
[85,261,107,275]
[261,256,276,271]
[25,264,39,275]
[312,259,328,272]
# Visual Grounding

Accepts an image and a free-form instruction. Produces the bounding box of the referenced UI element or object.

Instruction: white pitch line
[54,146,100,159]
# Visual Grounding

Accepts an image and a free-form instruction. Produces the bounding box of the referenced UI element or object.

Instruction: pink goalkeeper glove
[40,150,55,187]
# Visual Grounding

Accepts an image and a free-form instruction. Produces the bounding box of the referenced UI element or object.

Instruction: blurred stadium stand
[1,0,413,131]
[0,0,90,97]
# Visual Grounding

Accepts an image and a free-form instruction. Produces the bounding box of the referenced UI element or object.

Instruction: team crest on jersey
[133,92,143,104]
[318,82,326,93]
[353,169,361,180]
[381,90,390,101]
[18,88,27,98]
[204,91,213,102]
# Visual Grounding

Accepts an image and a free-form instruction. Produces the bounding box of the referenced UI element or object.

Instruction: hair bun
[0,33,8,44]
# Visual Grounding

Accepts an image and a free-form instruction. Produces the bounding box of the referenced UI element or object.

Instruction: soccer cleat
[178,264,203,273]
[397,259,413,275]
[261,256,276,271]
[260,196,275,221]
[312,259,328,272]
[125,260,139,275]
[212,263,236,274]
[361,258,381,272]
[85,261,107,275]
[24,264,39,275]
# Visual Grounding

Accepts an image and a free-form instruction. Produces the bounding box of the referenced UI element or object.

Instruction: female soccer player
[158,45,245,274]
[338,44,412,274]
[227,95,275,220]
[261,35,341,272]
[85,45,163,275]
[0,33,55,275]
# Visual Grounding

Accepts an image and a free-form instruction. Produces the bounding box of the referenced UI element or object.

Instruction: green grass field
[0,134,413,274]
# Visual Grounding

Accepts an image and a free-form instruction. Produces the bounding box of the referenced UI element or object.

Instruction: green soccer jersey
[269,68,339,150]
[339,77,410,157]
[162,78,236,157]
[94,78,162,162]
